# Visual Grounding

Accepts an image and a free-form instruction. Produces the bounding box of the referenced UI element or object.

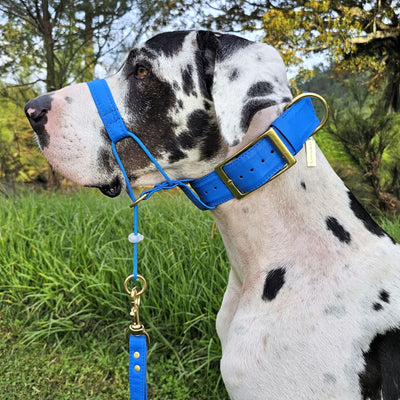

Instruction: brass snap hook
[284,93,329,135]
[124,274,150,345]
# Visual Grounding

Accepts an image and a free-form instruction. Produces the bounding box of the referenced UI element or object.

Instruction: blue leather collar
[87,79,325,210]
[191,96,321,207]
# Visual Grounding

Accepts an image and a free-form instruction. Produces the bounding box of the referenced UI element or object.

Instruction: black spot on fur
[240,99,277,132]
[64,96,73,104]
[348,191,397,244]
[182,64,194,96]
[229,68,239,81]
[217,34,252,62]
[301,181,306,190]
[359,328,400,399]
[195,31,218,101]
[97,146,115,174]
[203,101,211,111]
[138,47,157,60]
[177,99,183,109]
[326,216,351,244]
[119,59,180,170]
[173,81,180,90]
[373,303,383,311]
[145,31,189,57]
[262,267,286,301]
[168,148,187,163]
[379,290,390,303]
[247,81,274,97]
[282,96,291,104]
[180,109,220,160]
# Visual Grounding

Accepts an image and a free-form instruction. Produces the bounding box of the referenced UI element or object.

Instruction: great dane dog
[25,31,400,399]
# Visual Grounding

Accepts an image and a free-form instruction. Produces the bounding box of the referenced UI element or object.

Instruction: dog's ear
[196,31,292,146]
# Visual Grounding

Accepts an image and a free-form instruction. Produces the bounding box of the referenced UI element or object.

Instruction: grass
[1,188,399,399]
[0,189,230,399]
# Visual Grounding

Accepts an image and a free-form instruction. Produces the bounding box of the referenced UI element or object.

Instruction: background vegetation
[1,1,400,398]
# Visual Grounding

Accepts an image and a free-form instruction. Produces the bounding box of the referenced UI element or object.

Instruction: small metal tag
[305,137,317,167]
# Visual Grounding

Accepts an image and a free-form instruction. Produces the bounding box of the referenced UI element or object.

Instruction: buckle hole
[239,175,243,179]
[270,150,274,154]
[250,168,254,172]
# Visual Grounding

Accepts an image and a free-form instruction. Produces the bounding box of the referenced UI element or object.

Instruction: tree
[326,79,400,212]
[262,1,400,112]
[0,0,137,93]
[0,0,162,188]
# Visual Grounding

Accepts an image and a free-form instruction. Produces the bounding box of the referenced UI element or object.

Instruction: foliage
[298,67,400,213]
[0,0,138,92]
[326,82,400,212]
[262,1,400,111]
[0,85,48,184]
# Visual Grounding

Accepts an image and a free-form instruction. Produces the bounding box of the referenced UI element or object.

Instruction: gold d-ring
[283,93,329,135]
[124,274,147,296]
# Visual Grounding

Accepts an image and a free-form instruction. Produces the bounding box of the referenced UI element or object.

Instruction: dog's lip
[86,177,124,198]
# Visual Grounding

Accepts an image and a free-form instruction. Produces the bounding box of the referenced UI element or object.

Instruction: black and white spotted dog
[25,31,400,400]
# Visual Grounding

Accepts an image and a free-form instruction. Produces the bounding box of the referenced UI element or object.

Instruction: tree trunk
[82,1,95,81]
[41,0,58,92]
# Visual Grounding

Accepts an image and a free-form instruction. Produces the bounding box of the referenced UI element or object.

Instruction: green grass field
[1,189,399,399]
[0,189,230,399]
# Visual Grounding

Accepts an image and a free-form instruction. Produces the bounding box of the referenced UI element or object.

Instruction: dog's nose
[25,94,52,125]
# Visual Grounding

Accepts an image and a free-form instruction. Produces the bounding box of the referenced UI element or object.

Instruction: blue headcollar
[87,79,327,210]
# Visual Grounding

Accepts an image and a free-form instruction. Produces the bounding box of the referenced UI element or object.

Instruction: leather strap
[129,335,148,400]
[191,97,319,207]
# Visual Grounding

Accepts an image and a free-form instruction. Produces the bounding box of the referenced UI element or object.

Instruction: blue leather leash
[87,78,328,399]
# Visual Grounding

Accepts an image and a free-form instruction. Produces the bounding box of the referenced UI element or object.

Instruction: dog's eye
[135,65,149,80]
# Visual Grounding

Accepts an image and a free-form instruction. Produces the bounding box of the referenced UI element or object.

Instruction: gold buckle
[214,128,296,199]
[283,92,329,135]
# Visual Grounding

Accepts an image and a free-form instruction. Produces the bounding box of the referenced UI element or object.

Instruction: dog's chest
[218,242,400,400]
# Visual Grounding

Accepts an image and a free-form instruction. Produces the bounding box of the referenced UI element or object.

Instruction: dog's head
[25,30,291,197]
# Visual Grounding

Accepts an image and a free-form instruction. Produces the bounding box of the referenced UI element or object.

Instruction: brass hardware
[214,128,297,199]
[129,192,149,208]
[134,365,141,372]
[124,274,147,296]
[283,92,329,135]
[125,274,150,345]
[134,352,140,359]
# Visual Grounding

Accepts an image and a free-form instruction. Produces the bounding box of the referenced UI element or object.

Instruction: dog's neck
[210,106,350,284]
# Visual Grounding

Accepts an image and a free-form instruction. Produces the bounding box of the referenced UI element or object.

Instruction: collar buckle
[214,127,296,199]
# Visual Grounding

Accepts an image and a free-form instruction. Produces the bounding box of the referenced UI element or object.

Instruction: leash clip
[125,274,150,346]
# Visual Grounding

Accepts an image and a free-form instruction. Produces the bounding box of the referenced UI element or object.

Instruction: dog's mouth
[90,177,123,198]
